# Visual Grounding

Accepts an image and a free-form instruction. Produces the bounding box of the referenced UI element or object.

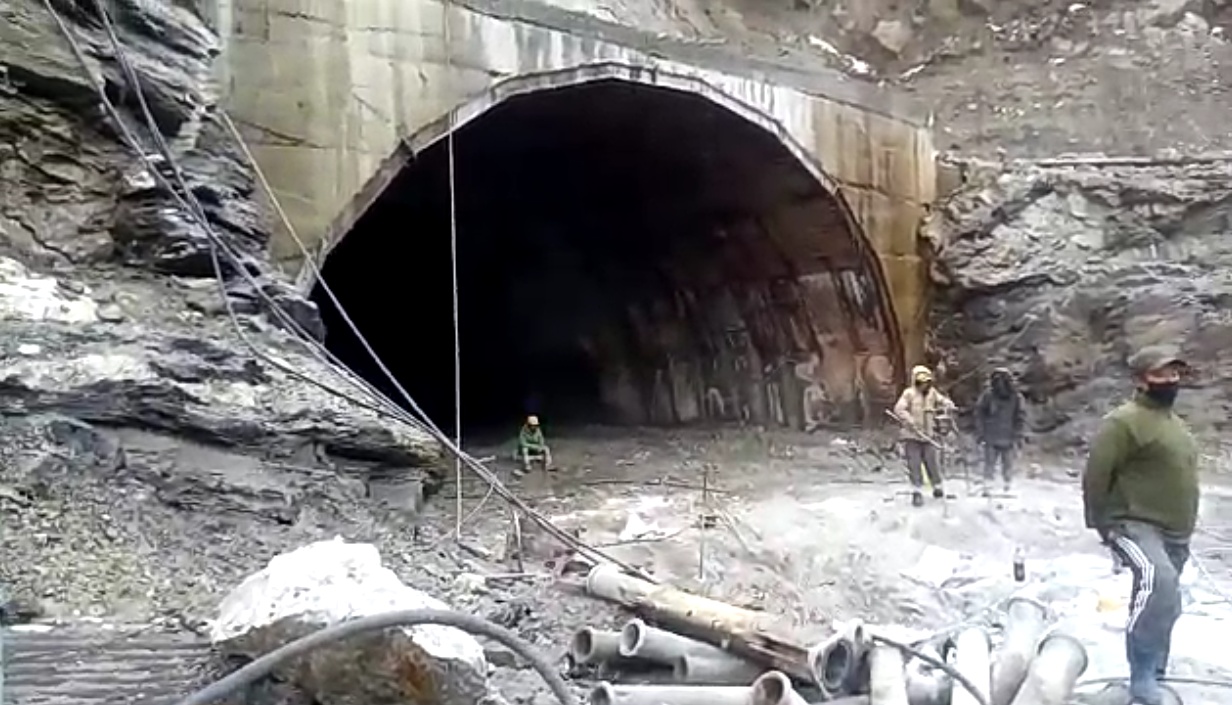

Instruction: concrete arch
[308,63,912,431]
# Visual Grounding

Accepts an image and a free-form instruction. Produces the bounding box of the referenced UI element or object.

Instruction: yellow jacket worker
[893,365,956,507]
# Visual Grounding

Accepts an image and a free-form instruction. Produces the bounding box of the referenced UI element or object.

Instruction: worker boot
[932,487,945,500]
[911,491,924,507]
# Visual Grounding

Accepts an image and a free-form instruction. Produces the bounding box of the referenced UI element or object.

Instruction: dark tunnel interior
[313,80,899,439]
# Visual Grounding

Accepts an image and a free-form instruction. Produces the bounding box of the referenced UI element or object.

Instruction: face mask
[1144,382,1180,407]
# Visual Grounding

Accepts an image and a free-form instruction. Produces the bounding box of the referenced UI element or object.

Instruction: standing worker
[893,365,957,507]
[1083,347,1198,705]
[974,367,1027,496]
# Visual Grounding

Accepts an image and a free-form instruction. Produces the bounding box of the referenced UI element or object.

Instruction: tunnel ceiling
[314,79,901,436]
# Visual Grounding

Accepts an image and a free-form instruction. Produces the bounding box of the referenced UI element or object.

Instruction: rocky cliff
[1,0,442,619]
[927,156,1232,450]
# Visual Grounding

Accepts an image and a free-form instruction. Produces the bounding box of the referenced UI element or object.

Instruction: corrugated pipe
[950,628,992,705]
[673,652,766,685]
[990,597,1049,705]
[1007,633,1088,705]
[619,618,730,666]
[868,644,909,705]
[905,643,951,705]
[589,682,751,705]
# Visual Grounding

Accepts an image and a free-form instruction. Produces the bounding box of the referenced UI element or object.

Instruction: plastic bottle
[1013,547,1026,582]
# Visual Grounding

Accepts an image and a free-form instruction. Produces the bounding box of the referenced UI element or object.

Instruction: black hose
[173,609,577,705]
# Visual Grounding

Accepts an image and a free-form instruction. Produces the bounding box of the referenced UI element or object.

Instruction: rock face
[926,156,1232,448]
[212,538,491,705]
[0,0,446,625]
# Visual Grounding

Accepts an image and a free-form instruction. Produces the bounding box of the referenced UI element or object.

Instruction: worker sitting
[514,415,553,473]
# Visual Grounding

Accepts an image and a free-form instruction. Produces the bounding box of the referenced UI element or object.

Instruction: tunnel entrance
[313,79,902,438]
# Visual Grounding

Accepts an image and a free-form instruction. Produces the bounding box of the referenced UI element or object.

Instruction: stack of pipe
[576,565,1092,705]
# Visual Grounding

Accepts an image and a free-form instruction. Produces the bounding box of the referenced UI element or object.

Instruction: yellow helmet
[911,365,933,383]
[527,415,539,426]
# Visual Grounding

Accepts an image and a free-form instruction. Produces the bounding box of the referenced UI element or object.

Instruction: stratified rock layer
[927,156,1232,446]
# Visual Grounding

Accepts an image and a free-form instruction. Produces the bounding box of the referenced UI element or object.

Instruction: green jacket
[1083,394,1200,537]
[518,425,546,452]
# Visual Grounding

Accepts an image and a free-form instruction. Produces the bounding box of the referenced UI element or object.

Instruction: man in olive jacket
[1083,347,1199,705]
[974,367,1027,495]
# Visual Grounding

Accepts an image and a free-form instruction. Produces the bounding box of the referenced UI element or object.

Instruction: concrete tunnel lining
[309,70,907,436]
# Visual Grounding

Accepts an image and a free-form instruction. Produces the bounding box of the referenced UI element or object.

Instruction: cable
[49,0,656,583]
[443,0,465,541]
[172,609,577,705]
[1076,675,1232,691]
[869,633,990,705]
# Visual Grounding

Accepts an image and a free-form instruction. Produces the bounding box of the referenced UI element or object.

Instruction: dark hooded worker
[1082,347,1199,705]
[514,415,553,473]
[974,367,1027,495]
[893,365,956,507]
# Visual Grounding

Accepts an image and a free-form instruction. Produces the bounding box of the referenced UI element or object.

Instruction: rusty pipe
[905,643,951,705]
[571,628,626,666]
[868,644,909,705]
[950,628,992,705]
[674,652,766,685]
[990,597,1049,705]
[750,671,808,705]
[1007,633,1088,705]
[620,618,731,665]
[589,682,752,705]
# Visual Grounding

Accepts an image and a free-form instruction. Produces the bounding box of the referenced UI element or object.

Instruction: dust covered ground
[436,425,1232,702]
[8,421,1232,703]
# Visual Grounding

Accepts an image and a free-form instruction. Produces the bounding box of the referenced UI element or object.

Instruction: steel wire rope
[443,0,470,542]
[52,0,655,583]
[170,609,576,705]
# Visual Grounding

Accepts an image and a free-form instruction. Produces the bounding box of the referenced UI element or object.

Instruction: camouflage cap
[1127,346,1187,376]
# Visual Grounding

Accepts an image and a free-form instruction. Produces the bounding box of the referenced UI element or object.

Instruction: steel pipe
[990,597,1049,705]
[905,643,951,705]
[589,682,751,705]
[1007,633,1088,705]
[674,652,766,685]
[571,628,626,666]
[620,618,730,665]
[751,671,808,705]
[868,645,909,705]
[950,628,992,705]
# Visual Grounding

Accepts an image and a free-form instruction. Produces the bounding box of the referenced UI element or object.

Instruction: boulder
[211,538,491,705]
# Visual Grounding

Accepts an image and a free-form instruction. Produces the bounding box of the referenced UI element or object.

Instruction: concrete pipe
[1007,633,1088,705]
[990,597,1049,705]
[904,643,951,705]
[674,652,766,685]
[571,628,626,666]
[750,671,808,705]
[620,618,729,665]
[589,681,752,705]
[807,627,863,696]
[868,645,909,705]
[950,628,992,705]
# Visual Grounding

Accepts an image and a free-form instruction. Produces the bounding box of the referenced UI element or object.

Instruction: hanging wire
[442,0,465,541]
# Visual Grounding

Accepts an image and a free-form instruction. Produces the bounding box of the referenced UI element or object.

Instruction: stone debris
[211,538,492,705]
